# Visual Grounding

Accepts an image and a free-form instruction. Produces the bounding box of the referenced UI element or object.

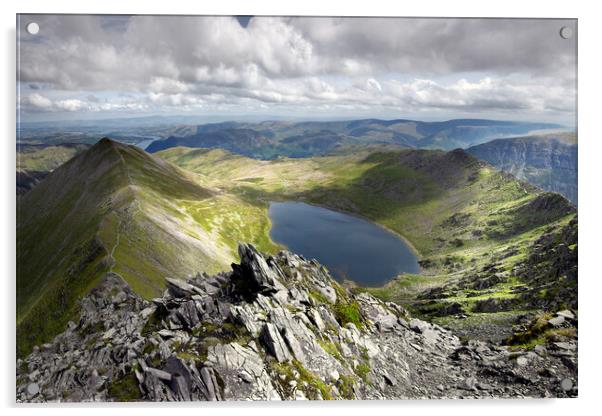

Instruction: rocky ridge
[16,244,577,402]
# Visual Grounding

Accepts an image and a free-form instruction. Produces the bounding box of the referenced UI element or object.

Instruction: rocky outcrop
[414,215,577,344]
[16,244,578,402]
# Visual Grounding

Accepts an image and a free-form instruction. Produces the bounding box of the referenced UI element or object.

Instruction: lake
[268,201,420,287]
[135,139,156,150]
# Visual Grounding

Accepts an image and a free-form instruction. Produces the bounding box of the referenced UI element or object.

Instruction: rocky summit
[16,244,577,402]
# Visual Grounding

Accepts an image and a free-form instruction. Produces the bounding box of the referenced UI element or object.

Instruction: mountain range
[145,119,562,158]
[18,119,576,210]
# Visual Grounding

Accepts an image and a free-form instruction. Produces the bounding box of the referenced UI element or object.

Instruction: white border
[2,1,600,415]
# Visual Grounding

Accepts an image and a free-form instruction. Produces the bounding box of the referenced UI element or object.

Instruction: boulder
[142,371,175,401]
[260,323,292,362]
[170,374,191,401]
[26,383,40,396]
[176,300,200,329]
[165,278,199,298]
[315,284,337,304]
[165,356,192,387]
[375,314,398,333]
[145,367,172,382]
[556,310,575,320]
[409,319,430,334]
[234,244,286,294]
[548,316,565,327]
[459,377,478,391]
[308,309,325,332]
[421,328,439,344]
[199,366,222,401]
[280,327,306,364]
[515,356,529,367]
[561,378,574,392]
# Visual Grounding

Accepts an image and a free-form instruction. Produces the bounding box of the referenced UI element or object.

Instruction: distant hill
[467,133,577,203]
[17,143,91,171]
[146,118,562,158]
[146,128,277,158]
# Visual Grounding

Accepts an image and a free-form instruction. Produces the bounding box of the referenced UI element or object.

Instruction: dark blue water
[268,202,420,287]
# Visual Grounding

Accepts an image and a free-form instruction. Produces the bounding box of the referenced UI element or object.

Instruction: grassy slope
[17,139,129,356]
[17,139,278,356]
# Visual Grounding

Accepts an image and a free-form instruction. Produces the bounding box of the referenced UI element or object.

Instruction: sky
[17,15,577,125]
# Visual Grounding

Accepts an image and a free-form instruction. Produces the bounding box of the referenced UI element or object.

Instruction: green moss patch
[107,372,142,402]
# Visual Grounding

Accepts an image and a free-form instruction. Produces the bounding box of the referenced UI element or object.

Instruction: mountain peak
[94,136,122,149]
[98,136,115,145]
[17,135,218,356]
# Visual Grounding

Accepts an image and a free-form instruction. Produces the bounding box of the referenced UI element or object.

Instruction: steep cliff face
[16,244,577,402]
[467,134,577,203]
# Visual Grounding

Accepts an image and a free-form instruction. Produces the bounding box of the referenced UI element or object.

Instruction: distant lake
[135,139,155,150]
[268,201,420,287]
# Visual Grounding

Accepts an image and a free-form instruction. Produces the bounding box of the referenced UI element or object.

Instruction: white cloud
[21,93,151,113]
[149,77,191,94]
[365,78,382,93]
[54,99,87,112]
[17,15,577,122]
[26,93,53,109]
[19,74,574,121]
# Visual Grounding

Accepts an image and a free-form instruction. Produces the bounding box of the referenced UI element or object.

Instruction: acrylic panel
[16,14,578,402]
